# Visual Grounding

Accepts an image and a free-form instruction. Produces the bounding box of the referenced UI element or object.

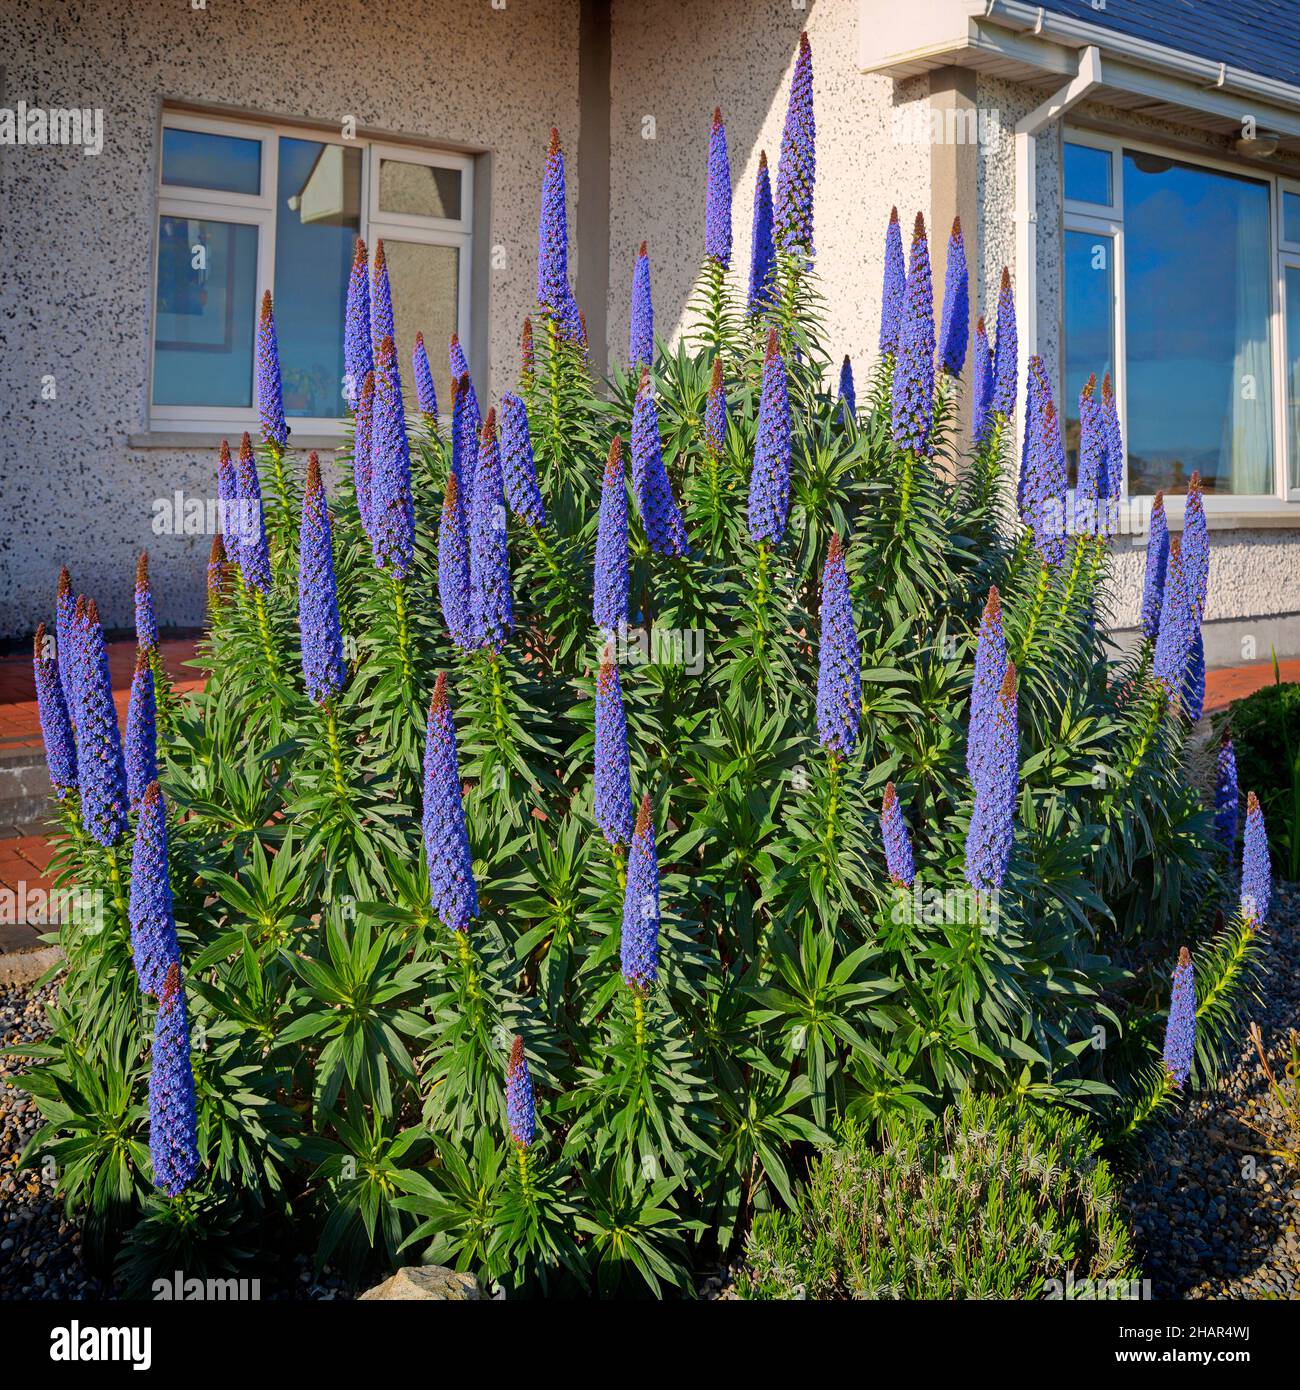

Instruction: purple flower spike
[1100,373,1124,531]
[595,649,635,847]
[748,151,776,313]
[1182,473,1209,622]
[991,267,1017,420]
[964,663,1019,895]
[815,535,861,756]
[234,433,271,594]
[1153,536,1195,700]
[450,358,482,504]
[438,472,477,652]
[705,107,732,268]
[1162,946,1196,1088]
[705,358,728,458]
[838,355,856,426]
[72,599,128,847]
[1075,375,1107,531]
[878,208,907,356]
[216,440,242,572]
[1025,400,1068,568]
[972,317,994,448]
[134,552,158,653]
[594,437,630,633]
[506,1036,536,1148]
[537,129,572,317]
[344,238,372,408]
[1241,791,1271,926]
[621,794,661,990]
[1017,358,1043,518]
[256,291,289,450]
[129,781,181,996]
[890,213,936,456]
[1183,629,1206,723]
[1214,735,1239,850]
[880,782,915,888]
[55,568,78,718]
[149,961,200,1196]
[967,587,1007,790]
[1140,493,1169,641]
[469,411,514,649]
[499,393,546,527]
[632,369,689,557]
[33,624,76,797]
[298,454,346,705]
[354,371,376,541]
[938,217,969,376]
[629,241,654,371]
[775,32,815,254]
[207,535,229,615]
[124,650,157,809]
[413,331,439,423]
[370,336,416,579]
[371,241,395,356]
[747,329,792,545]
[423,674,479,933]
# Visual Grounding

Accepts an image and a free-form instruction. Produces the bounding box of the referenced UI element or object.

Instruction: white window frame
[150,110,474,438]
[1062,127,1300,520]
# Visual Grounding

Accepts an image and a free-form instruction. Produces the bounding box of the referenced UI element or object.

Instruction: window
[151,112,473,433]
[1063,131,1300,505]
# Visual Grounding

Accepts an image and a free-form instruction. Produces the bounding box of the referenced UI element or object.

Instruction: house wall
[606,0,931,382]
[978,73,1300,659]
[0,0,580,640]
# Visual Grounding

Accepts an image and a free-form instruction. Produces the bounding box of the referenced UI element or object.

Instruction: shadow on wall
[602,0,815,375]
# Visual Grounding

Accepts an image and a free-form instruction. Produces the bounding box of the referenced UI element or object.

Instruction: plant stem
[324,702,349,802]
[455,929,479,999]
[252,590,278,679]
[390,572,413,687]
[105,841,129,936]
[632,988,647,1048]
[1017,559,1052,665]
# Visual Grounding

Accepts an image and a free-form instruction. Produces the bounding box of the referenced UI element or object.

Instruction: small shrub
[738,1093,1138,1300]
[1228,679,1300,880]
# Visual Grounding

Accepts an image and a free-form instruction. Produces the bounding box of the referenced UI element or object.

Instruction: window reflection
[1063,229,1115,485]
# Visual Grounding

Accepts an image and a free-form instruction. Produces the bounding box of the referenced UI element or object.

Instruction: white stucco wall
[0,0,579,639]
[606,0,931,381]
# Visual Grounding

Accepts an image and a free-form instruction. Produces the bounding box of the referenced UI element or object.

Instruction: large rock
[358,1265,485,1301]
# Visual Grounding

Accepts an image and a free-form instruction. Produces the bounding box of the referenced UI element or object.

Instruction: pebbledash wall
[0,0,580,641]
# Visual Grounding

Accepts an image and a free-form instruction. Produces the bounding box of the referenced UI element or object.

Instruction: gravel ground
[1122,881,1300,1299]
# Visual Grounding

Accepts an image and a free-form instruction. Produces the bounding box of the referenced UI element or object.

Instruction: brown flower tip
[1153,490,1165,515]
[985,585,1001,620]
[1189,471,1202,498]
[638,364,651,392]
[710,356,724,392]
[134,646,150,677]
[639,239,647,259]
[1177,945,1191,968]
[57,566,71,600]
[951,215,962,240]
[912,211,926,242]
[415,330,425,349]
[378,333,395,362]
[1084,372,1098,398]
[765,325,779,359]
[1247,790,1261,815]
[352,236,367,267]
[373,239,387,271]
[606,435,623,480]
[1043,400,1057,425]
[306,451,322,492]
[976,314,986,336]
[1101,371,1113,399]
[143,780,162,814]
[889,206,899,224]
[482,406,497,439]
[34,622,46,657]
[443,470,459,511]
[431,671,448,715]
[86,598,100,627]
[883,781,897,812]
[359,371,375,409]
[634,793,652,839]
[759,149,768,169]
[450,331,460,349]
[548,127,561,159]
[598,649,616,690]
[1169,534,1182,560]
[458,372,469,396]
[799,31,810,54]
[828,532,842,564]
[260,288,273,321]
[999,661,1018,702]
[521,316,533,349]
[578,310,588,344]
[1000,266,1011,291]
[74,595,86,623]
[160,959,181,1010]
[509,1035,525,1073]
[219,438,231,467]
[712,106,723,130]
[209,533,226,567]
[239,431,253,459]
[135,551,150,591]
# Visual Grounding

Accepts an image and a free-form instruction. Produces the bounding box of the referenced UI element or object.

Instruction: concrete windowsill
[127,431,346,452]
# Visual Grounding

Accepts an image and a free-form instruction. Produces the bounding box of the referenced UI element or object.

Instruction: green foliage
[18,250,1245,1298]
[738,1093,1139,1299]
[1226,676,1300,881]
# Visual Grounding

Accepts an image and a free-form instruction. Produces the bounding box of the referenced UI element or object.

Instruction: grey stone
[357,1265,484,1302]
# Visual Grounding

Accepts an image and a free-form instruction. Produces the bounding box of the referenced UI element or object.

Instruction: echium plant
[21,76,1261,1299]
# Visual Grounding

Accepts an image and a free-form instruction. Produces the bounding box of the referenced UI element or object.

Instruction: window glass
[1285,191,1300,246]
[1064,142,1112,207]
[382,239,461,411]
[274,137,362,417]
[1285,266,1300,490]
[378,158,462,221]
[152,216,258,407]
[1063,229,1115,485]
[162,127,261,195]
[1123,151,1273,495]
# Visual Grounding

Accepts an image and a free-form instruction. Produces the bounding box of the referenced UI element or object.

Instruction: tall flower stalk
[629,241,654,372]
[149,961,200,1196]
[33,623,76,798]
[747,329,792,546]
[298,453,347,718]
[878,208,906,361]
[971,317,993,449]
[815,535,861,756]
[964,663,1018,896]
[774,32,815,257]
[747,151,775,315]
[890,213,935,459]
[55,567,78,717]
[1241,791,1271,926]
[422,674,479,934]
[937,216,968,376]
[967,587,1007,789]
[344,237,372,407]
[500,393,546,528]
[595,649,635,847]
[594,436,630,634]
[128,781,180,996]
[371,240,395,355]
[469,411,514,649]
[124,649,157,810]
[413,331,439,425]
[506,1035,537,1149]
[1140,493,1169,641]
[631,369,688,557]
[71,598,128,849]
[621,794,661,1009]
[880,782,915,888]
[990,267,1017,424]
[438,471,477,651]
[1214,736,1239,851]
[838,355,856,426]
[1162,947,1196,1088]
